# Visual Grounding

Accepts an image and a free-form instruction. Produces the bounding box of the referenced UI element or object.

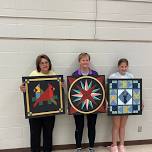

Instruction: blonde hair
[78,52,90,62]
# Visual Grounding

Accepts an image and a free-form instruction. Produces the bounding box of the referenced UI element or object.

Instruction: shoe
[118,145,126,152]
[75,148,82,152]
[88,147,95,152]
[107,145,118,152]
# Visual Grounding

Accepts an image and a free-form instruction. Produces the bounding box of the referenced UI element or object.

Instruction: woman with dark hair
[20,54,56,152]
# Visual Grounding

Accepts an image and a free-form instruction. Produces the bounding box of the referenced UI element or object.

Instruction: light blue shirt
[109,72,134,79]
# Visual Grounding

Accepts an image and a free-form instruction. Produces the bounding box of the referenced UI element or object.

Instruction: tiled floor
[55,144,152,152]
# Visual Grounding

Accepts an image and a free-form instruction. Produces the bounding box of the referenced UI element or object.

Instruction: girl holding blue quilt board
[108,58,134,152]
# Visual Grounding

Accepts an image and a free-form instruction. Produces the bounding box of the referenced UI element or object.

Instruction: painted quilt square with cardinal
[107,79,142,115]
[22,75,64,118]
[67,75,106,114]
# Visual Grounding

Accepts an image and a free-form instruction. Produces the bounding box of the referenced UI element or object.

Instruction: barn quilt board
[67,75,106,114]
[107,79,142,115]
[22,75,64,118]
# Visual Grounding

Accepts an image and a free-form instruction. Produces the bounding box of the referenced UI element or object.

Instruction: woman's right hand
[20,83,26,92]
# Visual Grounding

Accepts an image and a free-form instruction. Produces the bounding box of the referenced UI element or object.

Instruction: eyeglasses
[40,61,49,65]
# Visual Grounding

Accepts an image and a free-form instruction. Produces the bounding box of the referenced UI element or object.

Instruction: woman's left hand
[61,82,65,88]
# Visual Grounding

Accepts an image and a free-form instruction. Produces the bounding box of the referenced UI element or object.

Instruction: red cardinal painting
[33,84,54,108]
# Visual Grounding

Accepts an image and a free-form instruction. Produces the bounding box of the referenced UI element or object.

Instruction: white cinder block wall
[0,0,152,150]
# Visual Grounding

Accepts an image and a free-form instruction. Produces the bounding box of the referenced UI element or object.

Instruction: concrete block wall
[0,0,151,149]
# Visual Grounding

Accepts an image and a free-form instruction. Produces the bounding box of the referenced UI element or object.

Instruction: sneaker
[75,148,82,152]
[118,145,126,152]
[107,145,118,152]
[88,147,95,152]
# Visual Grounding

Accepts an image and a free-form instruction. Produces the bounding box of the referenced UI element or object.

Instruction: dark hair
[118,58,128,66]
[78,52,90,62]
[36,54,52,72]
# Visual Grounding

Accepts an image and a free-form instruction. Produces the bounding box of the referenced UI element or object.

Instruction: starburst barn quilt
[67,75,106,114]
[107,79,142,115]
[22,75,64,118]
